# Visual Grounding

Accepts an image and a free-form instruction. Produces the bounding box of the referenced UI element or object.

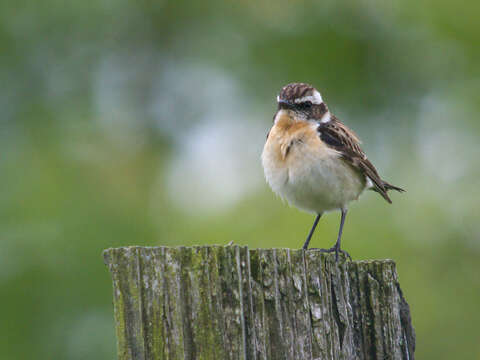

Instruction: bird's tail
[383,181,405,193]
[370,180,405,204]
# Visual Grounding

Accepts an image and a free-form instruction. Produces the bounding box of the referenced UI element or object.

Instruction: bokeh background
[1,0,480,359]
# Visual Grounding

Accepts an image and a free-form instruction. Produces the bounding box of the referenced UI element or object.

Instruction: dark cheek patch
[312,103,327,119]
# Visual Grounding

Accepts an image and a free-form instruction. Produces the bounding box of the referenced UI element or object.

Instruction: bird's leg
[302,213,322,249]
[334,208,351,261]
[319,208,352,262]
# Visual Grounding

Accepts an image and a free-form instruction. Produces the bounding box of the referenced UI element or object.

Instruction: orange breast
[265,114,327,164]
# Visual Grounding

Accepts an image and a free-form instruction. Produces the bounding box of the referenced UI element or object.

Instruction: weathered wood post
[104,246,415,360]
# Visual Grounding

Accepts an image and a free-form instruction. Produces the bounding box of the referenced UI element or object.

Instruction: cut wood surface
[104,246,415,360]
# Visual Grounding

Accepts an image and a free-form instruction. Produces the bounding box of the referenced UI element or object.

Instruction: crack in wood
[104,246,415,360]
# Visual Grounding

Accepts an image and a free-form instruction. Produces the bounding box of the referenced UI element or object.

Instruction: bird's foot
[307,246,352,262]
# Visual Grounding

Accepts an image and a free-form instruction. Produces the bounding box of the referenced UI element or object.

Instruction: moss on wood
[104,246,415,360]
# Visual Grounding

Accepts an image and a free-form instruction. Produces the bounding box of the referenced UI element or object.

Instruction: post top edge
[101,246,396,265]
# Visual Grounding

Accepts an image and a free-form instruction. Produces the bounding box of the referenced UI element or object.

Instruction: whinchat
[261,83,404,261]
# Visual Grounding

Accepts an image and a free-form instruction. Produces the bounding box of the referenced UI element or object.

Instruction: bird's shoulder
[317,115,365,159]
[317,116,391,200]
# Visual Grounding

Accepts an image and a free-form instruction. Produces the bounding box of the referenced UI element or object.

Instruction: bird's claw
[307,246,352,262]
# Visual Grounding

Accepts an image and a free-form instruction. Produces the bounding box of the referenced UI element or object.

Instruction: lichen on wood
[104,246,415,360]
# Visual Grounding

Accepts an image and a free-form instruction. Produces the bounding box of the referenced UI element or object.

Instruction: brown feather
[317,116,403,203]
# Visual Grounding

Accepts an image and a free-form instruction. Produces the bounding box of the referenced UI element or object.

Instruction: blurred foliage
[1,0,480,359]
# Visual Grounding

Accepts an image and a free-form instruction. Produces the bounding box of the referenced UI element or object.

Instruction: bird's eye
[299,101,313,110]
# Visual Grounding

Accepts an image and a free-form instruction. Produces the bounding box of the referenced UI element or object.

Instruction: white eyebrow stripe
[293,90,323,104]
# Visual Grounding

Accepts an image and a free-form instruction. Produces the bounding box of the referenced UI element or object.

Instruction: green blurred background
[1,0,479,359]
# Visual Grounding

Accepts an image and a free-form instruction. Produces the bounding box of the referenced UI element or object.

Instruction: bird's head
[275,83,330,123]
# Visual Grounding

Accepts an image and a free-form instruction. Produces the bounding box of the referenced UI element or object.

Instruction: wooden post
[103,246,415,360]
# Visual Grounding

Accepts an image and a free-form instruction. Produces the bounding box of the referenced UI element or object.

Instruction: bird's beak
[278,99,294,110]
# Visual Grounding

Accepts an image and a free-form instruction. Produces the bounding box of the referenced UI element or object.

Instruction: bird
[261,83,404,261]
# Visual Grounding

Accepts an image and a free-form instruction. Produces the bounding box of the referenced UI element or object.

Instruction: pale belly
[262,140,366,214]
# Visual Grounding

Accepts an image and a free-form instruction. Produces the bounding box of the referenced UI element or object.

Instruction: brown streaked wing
[317,117,392,203]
